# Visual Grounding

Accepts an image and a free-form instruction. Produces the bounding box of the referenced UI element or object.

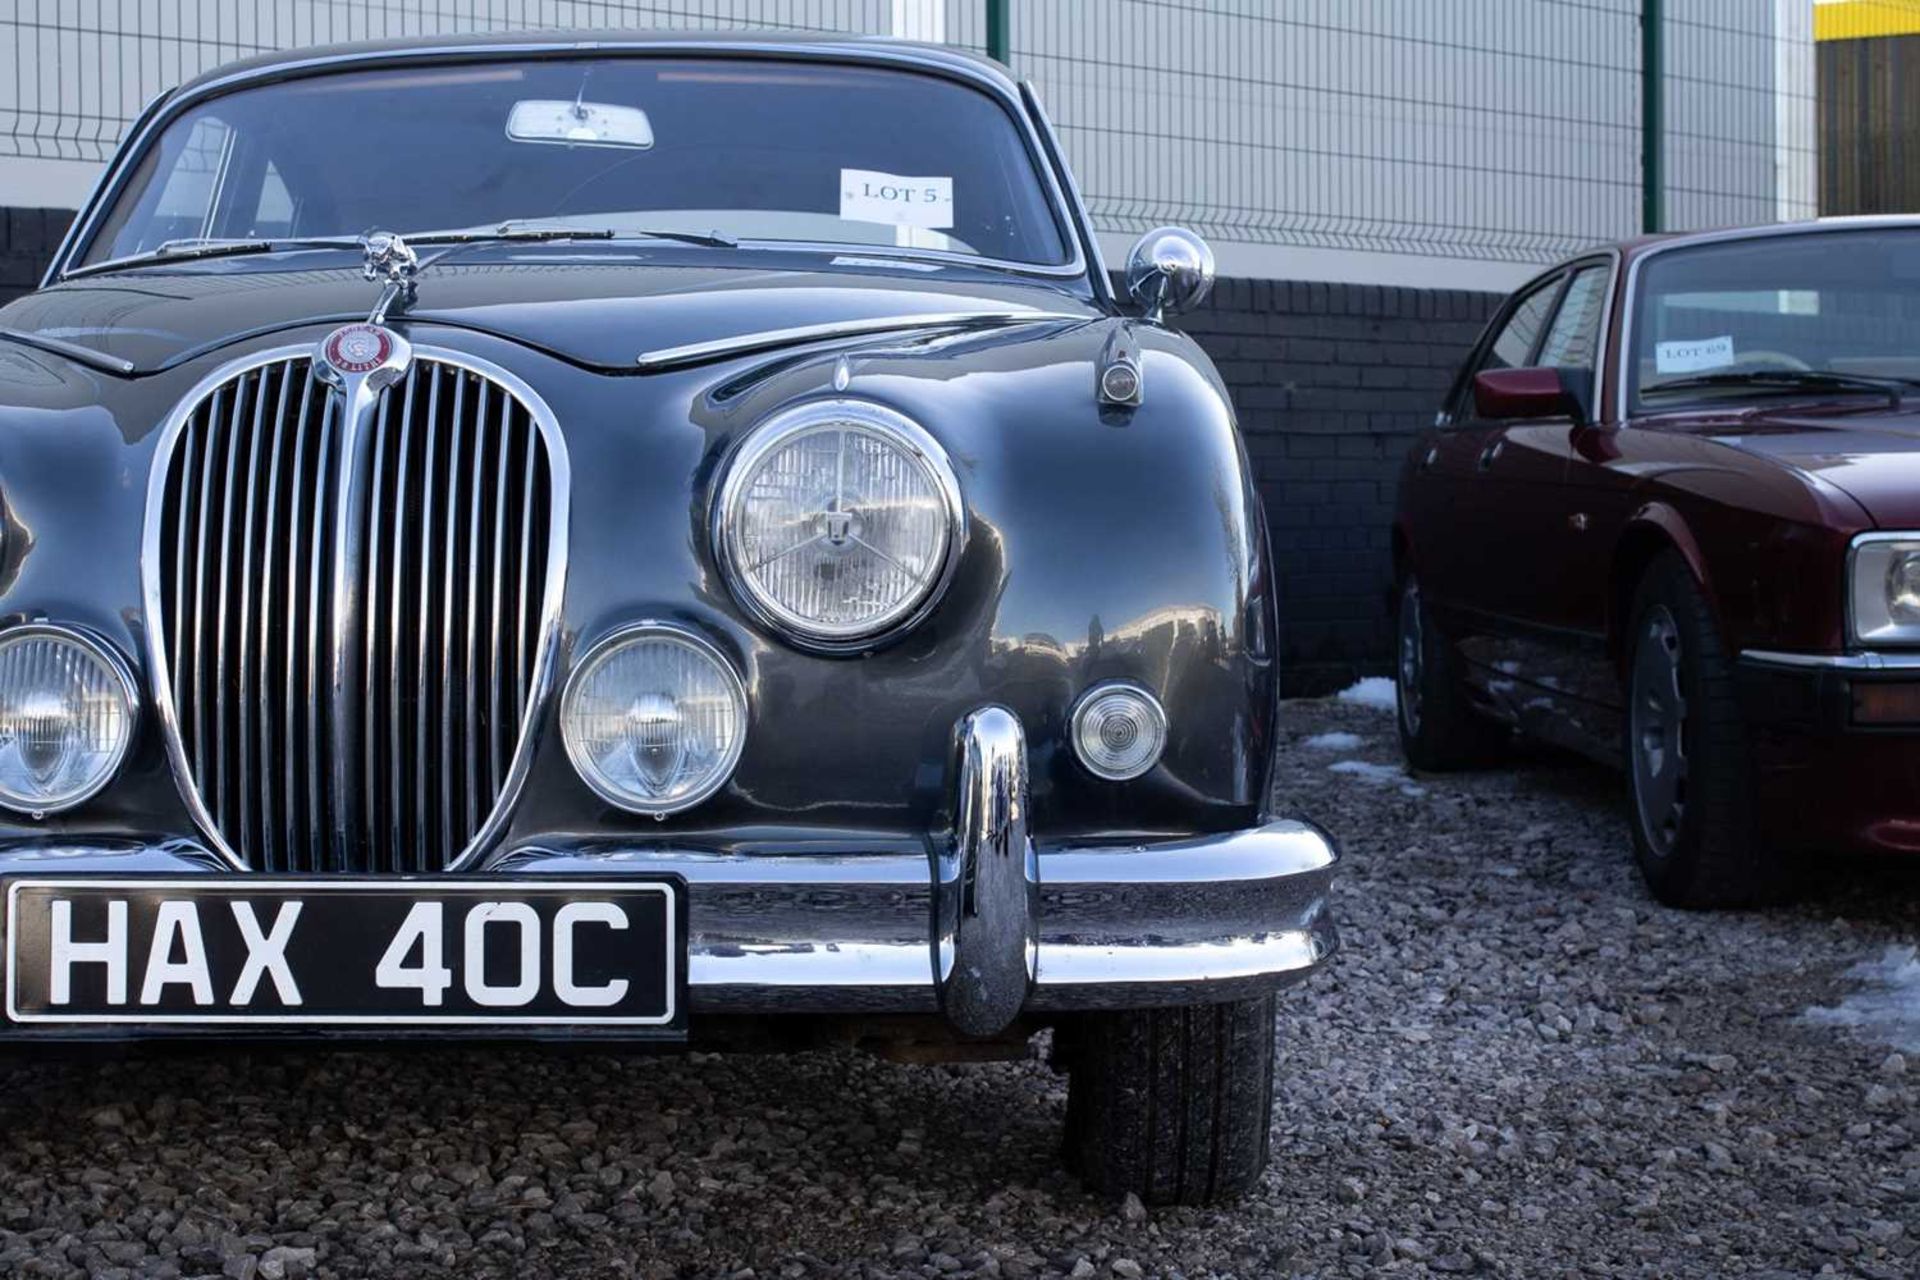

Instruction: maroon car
[1392,218,1920,907]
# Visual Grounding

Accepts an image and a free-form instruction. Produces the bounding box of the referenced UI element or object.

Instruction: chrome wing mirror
[1124,227,1216,322]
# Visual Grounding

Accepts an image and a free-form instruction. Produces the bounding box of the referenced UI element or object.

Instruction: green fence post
[1642,0,1664,233]
[987,0,1010,64]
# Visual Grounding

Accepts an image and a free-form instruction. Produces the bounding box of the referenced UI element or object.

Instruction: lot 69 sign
[3,879,681,1030]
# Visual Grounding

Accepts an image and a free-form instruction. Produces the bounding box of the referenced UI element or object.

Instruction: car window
[144,116,231,244]
[1537,265,1607,369]
[1486,280,1558,371]
[252,161,296,240]
[1446,275,1559,422]
[85,57,1072,268]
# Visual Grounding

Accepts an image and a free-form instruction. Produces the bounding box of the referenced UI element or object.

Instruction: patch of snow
[1805,946,1920,1053]
[1327,759,1427,796]
[1336,677,1397,712]
[1327,759,1404,783]
[1302,731,1363,751]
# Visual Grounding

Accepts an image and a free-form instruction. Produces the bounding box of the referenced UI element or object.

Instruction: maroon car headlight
[1849,534,1920,645]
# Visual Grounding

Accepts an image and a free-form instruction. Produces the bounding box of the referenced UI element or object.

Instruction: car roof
[172,29,1017,100]
[1607,215,1920,264]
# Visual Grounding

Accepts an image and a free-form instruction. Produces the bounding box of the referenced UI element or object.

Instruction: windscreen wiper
[412,220,736,249]
[64,222,735,284]
[62,235,368,280]
[1645,369,1919,409]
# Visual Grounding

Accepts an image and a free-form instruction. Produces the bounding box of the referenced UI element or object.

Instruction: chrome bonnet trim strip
[635,311,1084,371]
[0,328,137,377]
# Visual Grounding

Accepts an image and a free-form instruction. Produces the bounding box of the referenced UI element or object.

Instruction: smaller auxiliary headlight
[560,623,749,816]
[0,625,139,817]
[1069,681,1168,781]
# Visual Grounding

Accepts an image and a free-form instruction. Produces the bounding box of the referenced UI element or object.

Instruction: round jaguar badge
[320,323,395,376]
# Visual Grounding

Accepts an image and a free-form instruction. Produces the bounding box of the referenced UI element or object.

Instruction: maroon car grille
[152,354,554,872]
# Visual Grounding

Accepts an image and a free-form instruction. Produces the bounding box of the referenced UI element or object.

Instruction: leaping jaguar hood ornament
[361,231,421,324]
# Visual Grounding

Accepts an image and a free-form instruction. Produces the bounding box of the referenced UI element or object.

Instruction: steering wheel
[1726,350,1812,372]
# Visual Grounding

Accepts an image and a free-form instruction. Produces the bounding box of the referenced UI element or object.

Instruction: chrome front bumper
[0,708,1338,1033]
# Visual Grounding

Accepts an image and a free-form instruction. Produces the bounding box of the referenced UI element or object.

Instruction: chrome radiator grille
[151,350,558,873]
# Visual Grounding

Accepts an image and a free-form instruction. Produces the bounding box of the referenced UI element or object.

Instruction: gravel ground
[1,696,1916,1279]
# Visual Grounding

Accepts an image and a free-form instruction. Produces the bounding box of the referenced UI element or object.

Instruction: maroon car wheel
[1623,553,1793,908]
[1395,577,1501,771]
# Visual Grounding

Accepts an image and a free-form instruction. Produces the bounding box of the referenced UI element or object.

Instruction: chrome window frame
[47,39,1095,289]
[139,339,571,873]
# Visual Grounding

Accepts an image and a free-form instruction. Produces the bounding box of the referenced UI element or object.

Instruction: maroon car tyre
[1395,576,1503,771]
[1625,552,1796,908]
[1060,995,1275,1206]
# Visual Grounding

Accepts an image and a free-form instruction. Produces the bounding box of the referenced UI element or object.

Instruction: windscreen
[83,56,1073,268]
[1631,229,1920,405]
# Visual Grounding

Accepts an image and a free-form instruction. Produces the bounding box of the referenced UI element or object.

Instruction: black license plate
[3,878,681,1030]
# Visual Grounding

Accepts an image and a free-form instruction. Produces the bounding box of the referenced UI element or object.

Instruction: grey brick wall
[0,206,1499,693]
[0,209,73,304]
[1172,277,1501,695]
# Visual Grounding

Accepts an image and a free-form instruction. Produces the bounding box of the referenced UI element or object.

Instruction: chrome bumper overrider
[0,707,1338,1033]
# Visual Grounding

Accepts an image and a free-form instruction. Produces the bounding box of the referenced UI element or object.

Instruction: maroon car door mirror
[1473,367,1589,426]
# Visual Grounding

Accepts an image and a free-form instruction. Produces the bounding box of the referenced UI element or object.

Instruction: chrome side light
[0,624,139,817]
[1069,681,1168,781]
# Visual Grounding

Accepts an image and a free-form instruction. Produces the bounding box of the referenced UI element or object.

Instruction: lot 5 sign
[4,880,680,1028]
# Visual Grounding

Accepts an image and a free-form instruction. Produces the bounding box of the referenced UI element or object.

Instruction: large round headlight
[561,624,748,816]
[0,625,139,816]
[715,400,963,649]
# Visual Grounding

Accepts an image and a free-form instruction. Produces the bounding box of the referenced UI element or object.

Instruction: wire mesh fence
[1,1,1817,268]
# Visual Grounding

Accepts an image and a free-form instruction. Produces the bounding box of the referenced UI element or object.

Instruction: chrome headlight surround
[713,399,966,654]
[560,622,749,817]
[0,623,141,817]
[1849,532,1920,646]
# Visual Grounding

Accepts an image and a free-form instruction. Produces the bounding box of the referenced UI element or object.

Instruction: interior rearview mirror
[508,99,654,149]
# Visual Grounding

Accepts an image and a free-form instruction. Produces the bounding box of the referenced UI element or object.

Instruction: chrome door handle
[1476,440,1504,471]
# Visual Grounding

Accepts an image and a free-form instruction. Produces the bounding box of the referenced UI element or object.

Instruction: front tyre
[1625,551,1794,907]
[1396,576,1502,770]
[1060,995,1275,1205]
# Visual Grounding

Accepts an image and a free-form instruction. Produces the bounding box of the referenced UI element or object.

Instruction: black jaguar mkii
[0,32,1337,1202]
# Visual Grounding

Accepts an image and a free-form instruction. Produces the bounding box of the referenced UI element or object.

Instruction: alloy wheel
[1397,584,1424,739]
[1630,605,1689,857]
